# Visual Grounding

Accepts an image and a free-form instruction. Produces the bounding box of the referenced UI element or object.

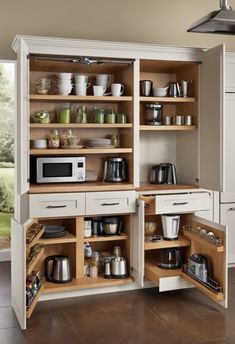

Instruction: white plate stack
[57,73,73,95]
[86,138,113,148]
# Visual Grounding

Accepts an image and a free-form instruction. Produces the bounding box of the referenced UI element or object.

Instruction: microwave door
[37,158,76,183]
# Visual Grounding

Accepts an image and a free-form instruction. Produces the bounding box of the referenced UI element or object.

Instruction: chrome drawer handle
[46,205,67,209]
[228,207,235,211]
[172,202,189,206]
[101,202,120,206]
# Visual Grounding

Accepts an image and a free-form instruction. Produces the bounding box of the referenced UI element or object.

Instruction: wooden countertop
[136,183,199,192]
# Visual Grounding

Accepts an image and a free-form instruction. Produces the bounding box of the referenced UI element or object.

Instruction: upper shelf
[30,123,133,129]
[30,95,133,102]
[140,125,196,131]
[30,148,132,155]
[139,97,196,103]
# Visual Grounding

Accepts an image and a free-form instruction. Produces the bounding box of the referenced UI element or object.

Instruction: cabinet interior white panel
[224,94,235,193]
[140,131,176,182]
[176,131,198,185]
[220,203,235,264]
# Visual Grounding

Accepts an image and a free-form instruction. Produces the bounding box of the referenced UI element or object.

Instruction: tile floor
[0,261,235,344]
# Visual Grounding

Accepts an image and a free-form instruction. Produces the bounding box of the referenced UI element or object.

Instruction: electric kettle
[103,157,127,182]
[45,255,72,283]
[161,214,180,240]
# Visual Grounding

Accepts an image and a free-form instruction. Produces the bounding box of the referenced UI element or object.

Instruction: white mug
[111,83,124,97]
[93,85,106,96]
[75,74,88,84]
[96,74,110,88]
[75,82,90,96]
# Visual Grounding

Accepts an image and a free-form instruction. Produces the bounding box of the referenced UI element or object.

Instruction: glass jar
[105,109,116,124]
[60,129,73,147]
[74,105,87,124]
[92,108,105,124]
[57,103,71,124]
[48,129,60,148]
[116,113,127,124]
[111,133,120,147]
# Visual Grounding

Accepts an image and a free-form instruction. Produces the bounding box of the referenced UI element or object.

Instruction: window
[0,61,15,258]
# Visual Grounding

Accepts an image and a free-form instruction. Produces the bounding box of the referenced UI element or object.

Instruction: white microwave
[34,157,85,183]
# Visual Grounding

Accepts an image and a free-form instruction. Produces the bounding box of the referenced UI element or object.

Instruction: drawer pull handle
[172,202,189,206]
[101,202,120,206]
[228,207,235,211]
[46,205,67,209]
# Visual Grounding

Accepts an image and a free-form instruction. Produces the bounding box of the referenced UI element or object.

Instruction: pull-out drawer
[86,191,136,215]
[29,193,85,218]
[154,192,211,214]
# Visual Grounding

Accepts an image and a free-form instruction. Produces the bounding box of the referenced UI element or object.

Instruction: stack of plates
[43,225,67,238]
[86,138,114,148]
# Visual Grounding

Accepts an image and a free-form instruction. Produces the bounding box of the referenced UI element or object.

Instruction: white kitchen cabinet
[11,35,228,329]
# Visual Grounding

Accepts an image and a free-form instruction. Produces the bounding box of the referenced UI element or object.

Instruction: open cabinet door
[11,218,27,330]
[199,45,224,191]
[16,38,30,195]
[131,200,144,287]
[181,215,228,308]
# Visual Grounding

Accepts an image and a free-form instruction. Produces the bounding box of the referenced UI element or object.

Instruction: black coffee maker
[103,157,127,182]
[149,163,177,184]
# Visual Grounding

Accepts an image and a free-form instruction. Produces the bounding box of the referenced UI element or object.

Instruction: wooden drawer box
[29,193,86,218]
[85,191,136,215]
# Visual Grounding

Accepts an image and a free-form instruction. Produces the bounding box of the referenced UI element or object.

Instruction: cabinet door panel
[224,93,235,193]
[220,203,235,264]
[182,215,228,308]
[199,45,224,191]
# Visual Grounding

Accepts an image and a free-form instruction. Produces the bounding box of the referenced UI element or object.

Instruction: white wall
[2,0,235,59]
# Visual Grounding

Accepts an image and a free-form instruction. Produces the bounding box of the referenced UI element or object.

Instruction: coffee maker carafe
[103,157,127,182]
[161,214,180,240]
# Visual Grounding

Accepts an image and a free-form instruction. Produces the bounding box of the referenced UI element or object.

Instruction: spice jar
[48,129,60,148]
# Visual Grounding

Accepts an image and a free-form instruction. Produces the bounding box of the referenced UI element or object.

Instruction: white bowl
[57,73,72,80]
[31,139,48,149]
[153,87,168,97]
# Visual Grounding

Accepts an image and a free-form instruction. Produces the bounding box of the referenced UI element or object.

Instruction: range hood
[188,0,235,34]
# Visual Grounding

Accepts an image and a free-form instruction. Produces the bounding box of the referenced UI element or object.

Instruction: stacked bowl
[74,74,90,96]
[57,73,73,95]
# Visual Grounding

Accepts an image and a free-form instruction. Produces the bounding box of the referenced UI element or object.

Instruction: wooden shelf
[43,276,133,293]
[30,95,133,102]
[144,236,190,250]
[38,232,77,245]
[30,148,132,155]
[26,284,44,319]
[182,229,224,253]
[136,183,198,192]
[181,271,224,301]
[145,258,182,286]
[140,125,197,131]
[139,96,196,103]
[27,247,44,275]
[30,123,133,129]
[29,182,134,194]
[84,233,128,243]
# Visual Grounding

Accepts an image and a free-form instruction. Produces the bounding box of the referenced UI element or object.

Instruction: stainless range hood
[188,0,235,34]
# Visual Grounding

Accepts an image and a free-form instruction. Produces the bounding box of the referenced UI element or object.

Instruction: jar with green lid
[92,108,105,124]
[48,129,60,148]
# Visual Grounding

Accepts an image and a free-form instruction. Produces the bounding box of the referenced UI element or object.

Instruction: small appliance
[158,248,182,269]
[103,157,127,182]
[145,103,163,125]
[111,257,128,278]
[102,217,123,235]
[161,214,180,240]
[31,156,85,183]
[187,254,208,283]
[45,255,72,283]
[149,163,177,184]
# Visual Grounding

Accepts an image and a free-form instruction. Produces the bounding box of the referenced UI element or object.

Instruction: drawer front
[85,191,136,215]
[29,193,85,218]
[159,276,193,292]
[155,192,211,214]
